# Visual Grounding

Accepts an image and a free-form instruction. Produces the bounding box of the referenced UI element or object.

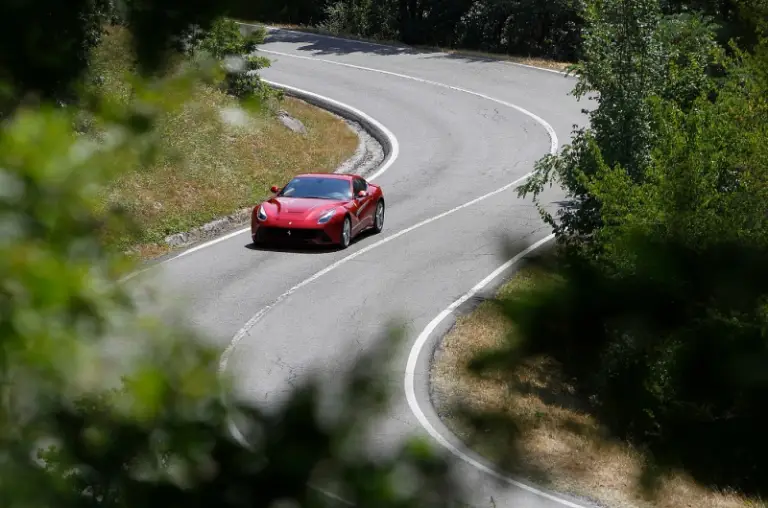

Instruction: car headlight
[317,209,336,224]
[256,205,267,221]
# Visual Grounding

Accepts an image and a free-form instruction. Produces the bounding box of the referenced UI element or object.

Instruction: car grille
[257,227,330,243]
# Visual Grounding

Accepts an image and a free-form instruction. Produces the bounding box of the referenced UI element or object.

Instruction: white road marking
[219,48,577,506]
[119,37,578,505]
[119,81,400,284]
[221,180,559,502]
[237,22,572,77]
[257,49,559,156]
[261,80,400,182]
[218,170,548,373]
[402,233,589,508]
[222,54,562,373]
[123,42,563,283]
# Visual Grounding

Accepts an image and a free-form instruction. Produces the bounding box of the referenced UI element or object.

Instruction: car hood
[262,197,344,219]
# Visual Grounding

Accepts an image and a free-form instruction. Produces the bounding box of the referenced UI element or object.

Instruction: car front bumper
[251,216,345,245]
[252,225,336,244]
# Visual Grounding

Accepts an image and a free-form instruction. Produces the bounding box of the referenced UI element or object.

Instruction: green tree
[187,18,274,101]
[473,0,768,495]
[0,0,115,114]
[0,0,256,116]
[453,0,584,61]
[228,0,761,65]
[229,0,331,25]
[517,0,720,256]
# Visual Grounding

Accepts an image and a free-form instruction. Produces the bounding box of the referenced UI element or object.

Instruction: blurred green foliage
[0,4,463,507]
[0,0,115,114]
[0,0,232,114]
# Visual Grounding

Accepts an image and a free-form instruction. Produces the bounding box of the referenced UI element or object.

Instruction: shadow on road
[245,242,335,254]
[263,28,418,57]
[244,228,379,254]
[261,28,572,71]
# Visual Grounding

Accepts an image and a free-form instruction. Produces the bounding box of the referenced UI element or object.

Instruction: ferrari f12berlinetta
[251,173,385,249]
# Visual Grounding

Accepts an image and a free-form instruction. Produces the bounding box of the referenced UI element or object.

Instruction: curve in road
[133,26,595,508]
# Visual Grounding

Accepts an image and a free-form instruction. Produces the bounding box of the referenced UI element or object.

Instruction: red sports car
[251,173,385,249]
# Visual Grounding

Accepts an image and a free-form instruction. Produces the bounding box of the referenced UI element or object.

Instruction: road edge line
[254,48,559,155]
[261,80,399,182]
[403,233,592,508]
[224,58,574,506]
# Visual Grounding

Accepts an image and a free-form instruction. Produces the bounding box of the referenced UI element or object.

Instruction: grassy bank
[240,21,572,73]
[88,26,359,258]
[430,252,764,508]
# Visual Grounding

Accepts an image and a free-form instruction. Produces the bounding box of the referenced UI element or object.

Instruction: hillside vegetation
[85,24,358,256]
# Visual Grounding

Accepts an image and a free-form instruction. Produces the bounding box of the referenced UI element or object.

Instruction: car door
[352,177,374,230]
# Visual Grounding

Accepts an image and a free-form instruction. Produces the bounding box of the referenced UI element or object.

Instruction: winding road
[132,27,595,508]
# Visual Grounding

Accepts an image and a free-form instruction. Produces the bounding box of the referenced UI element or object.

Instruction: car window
[278,177,352,200]
[353,178,367,195]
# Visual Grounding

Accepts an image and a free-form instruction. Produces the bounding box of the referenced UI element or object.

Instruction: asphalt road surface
[131,27,597,508]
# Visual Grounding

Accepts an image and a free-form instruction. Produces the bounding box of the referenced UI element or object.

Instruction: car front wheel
[339,216,352,249]
[373,200,385,234]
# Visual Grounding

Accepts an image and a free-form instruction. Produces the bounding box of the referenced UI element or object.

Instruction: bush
[188,18,275,103]
[518,0,721,257]
[455,0,584,60]
[483,2,768,494]
[229,0,331,25]
[320,0,400,40]
[312,0,584,58]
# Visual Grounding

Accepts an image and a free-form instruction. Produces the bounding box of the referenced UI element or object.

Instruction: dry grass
[421,47,572,72]
[431,262,765,508]
[258,22,572,72]
[89,26,358,257]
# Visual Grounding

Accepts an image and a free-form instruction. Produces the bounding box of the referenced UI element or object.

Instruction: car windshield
[278,177,352,200]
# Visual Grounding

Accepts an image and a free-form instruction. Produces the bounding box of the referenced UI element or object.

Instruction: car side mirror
[357,190,366,198]
[270,185,280,193]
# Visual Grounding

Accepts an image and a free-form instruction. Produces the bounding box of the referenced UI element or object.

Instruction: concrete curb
[265,80,394,167]
[157,85,387,253]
